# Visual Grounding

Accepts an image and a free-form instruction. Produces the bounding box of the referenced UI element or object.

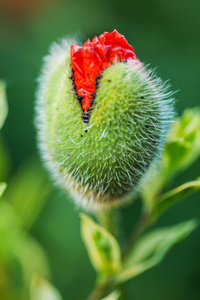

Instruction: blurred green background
[0,0,200,299]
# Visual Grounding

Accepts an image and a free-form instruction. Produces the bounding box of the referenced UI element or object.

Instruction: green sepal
[36,41,175,208]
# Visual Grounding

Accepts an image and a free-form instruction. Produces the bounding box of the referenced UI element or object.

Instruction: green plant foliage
[0,81,10,182]
[141,107,200,205]
[100,290,121,300]
[0,79,51,300]
[0,201,22,260]
[165,107,200,175]
[3,158,51,231]
[154,178,200,219]
[0,182,6,197]
[0,199,50,300]
[80,213,121,279]
[0,135,11,182]
[18,237,50,288]
[0,80,8,130]
[1,1,200,299]
[117,219,198,283]
[30,275,63,300]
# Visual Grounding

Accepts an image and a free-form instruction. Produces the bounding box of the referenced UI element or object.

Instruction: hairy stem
[96,208,122,239]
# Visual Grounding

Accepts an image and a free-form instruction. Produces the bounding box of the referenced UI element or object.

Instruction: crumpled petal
[70,30,137,112]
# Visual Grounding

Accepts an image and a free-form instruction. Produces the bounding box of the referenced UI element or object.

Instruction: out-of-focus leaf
[100,290,121,300]
[140,162,167,208]
[80,214,121,278]
[0,201,25,299]
[165,107,200,174]
[0,200,50,299]
[117,219,198,283]
[0,81,8,130]
[30,275,63,300]
[0,81,10,182]
[18,236,50,288]
[141,107,200,206]
[3,157,51,231]
[0,182,7,198]
[0,135,11,182]
[0,201,22,259]
[154,178,200,219]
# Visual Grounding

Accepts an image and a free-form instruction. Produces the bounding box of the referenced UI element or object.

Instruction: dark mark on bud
[70,68,103,123]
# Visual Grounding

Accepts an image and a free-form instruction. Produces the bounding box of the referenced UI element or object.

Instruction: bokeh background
[0,0,200,299]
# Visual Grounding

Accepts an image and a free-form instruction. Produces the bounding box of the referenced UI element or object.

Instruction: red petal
[70,30,137,112]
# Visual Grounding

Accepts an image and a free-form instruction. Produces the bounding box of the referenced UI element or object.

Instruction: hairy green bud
[35,32,175,209]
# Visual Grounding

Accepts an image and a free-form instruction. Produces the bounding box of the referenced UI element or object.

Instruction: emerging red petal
[70,30,137,117]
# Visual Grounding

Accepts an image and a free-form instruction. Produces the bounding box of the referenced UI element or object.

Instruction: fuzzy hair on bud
[35,31,175,210]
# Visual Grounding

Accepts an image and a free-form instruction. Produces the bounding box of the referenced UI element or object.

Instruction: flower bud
[35,30,175,209]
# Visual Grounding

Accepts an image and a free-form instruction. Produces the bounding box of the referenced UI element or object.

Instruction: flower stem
[88,207,153,299]
[96,207,122,240]
[122,209,152,260]
[86,281,112,300]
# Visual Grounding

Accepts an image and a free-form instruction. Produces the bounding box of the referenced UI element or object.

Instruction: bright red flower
[70,30,137,116]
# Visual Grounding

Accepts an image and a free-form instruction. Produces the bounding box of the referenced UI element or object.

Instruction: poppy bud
[35,30,174,209]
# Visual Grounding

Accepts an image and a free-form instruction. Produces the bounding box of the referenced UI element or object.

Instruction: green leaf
[140,162,167,207]
[117,219,198,283]
[0,182,7,198]
[165,107,200,175]
[0,134,12,182]
[0,199,50,297]
[154,178,200,219]
[3,157,51,231]
[141,107,200,206]
[0,81,8,130]
[80,213,121,278]
[18,236,50,288]
[0,201,23,264]
[30,275,63,300]
[100,290,121,300]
